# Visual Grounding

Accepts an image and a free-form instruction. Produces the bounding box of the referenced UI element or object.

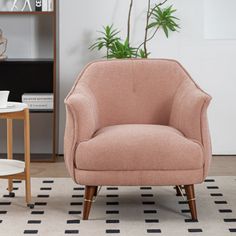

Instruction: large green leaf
[89,24,121,56]
[148,5,180,38]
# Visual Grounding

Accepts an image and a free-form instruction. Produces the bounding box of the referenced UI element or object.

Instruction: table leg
[24,109,32,207]
[7,119,13,194]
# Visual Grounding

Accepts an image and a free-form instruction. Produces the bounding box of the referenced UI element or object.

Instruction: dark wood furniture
[83,185,197,220]
[0,1,57,162]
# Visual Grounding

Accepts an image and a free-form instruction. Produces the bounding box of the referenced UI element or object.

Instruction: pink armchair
[64,59,212,220]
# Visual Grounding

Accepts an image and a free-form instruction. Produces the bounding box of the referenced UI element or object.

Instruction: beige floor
[30,155,236,177]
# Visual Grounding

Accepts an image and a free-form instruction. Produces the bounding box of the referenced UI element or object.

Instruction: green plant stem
[143,0,151,57]
[136,26,159,55]
[137,0,168,57]
[127,0,134,44]
[145,26,160,45]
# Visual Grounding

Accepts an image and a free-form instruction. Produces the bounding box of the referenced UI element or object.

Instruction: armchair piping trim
[199,98,210,145]
[66,104,78,181]
[200,98,212,178]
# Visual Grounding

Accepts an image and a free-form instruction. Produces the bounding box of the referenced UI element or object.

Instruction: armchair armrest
[64,85,99,180]
[169,79,212,178]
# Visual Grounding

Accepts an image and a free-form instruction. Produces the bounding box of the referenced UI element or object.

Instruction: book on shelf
[22,93,53,110]
[35,0,53,12]
[42,0,48,11]
[26,103,53,110]
[22,93,53,101]
[48,0,54,11]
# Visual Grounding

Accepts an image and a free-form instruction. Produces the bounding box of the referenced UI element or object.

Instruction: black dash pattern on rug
[188,228,203,233]
[106,229,120,234]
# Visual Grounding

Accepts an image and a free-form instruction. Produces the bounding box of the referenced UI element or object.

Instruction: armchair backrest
[72,59,192,128]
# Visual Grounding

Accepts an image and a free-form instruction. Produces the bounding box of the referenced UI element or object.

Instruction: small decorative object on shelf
[0,90,9,108]
[0,29,7,60]
[11,0,33,12]
[36,0,53,12]
[35,0,42,11]
[48,0,54,11]
[10,0,19,11]
[22,0,32,11]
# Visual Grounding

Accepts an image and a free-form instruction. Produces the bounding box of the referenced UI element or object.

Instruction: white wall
[61,0,234,155]
[204,0,236,39]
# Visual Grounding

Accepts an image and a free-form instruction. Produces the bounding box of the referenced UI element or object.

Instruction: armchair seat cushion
[75,124,204,171]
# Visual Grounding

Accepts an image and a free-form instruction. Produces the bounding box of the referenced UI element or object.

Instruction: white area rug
[0,177,236,236]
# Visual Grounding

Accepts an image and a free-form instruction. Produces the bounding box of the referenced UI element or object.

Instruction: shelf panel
[0,58,54,62]
[0,11,54,15]
[30,110,54,114]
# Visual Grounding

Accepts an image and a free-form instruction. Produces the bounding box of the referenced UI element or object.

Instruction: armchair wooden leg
[83,186,97,220]
[184,184,197,220]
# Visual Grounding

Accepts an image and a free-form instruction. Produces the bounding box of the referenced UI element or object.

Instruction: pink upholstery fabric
[75,169,204,186]
[75,124,204,171]
[72,60,189,128]
[64,86,99,179]
[64,59,212,185]
[169,79,212,178]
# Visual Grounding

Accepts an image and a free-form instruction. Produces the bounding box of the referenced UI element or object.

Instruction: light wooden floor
[30,155,236,177]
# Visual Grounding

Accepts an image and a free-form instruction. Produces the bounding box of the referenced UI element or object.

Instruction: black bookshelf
[0,0,57,162]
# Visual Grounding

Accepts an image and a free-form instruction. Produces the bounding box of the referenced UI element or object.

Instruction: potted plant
[90,0,180,59]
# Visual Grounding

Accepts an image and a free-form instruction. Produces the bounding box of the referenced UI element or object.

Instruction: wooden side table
[0,102,34,208]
